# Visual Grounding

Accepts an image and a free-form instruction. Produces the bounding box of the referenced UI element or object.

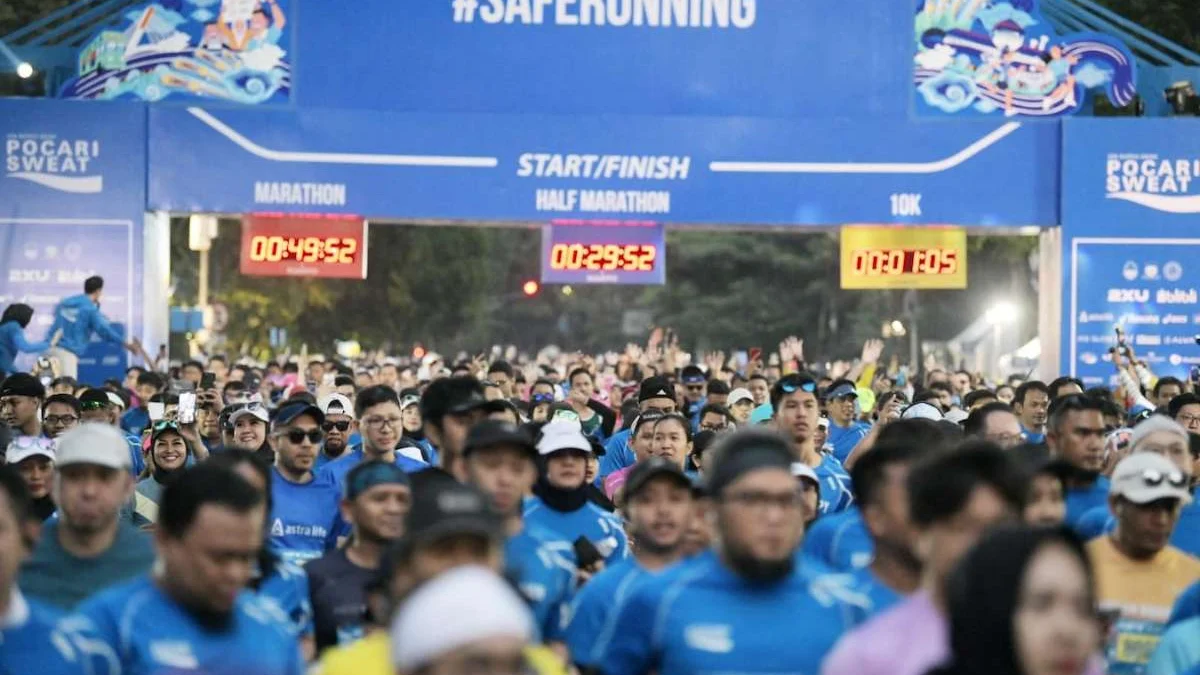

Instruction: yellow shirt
[313,634,568,675]
[1087,536,1200,673]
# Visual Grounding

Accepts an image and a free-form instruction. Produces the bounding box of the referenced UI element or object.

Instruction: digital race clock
[240,214,368,280]
[840,226,967,290]
[541,221,665,285]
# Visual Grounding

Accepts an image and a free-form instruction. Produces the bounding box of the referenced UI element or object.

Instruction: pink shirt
[821,591,948,675]
[604,466,632,500]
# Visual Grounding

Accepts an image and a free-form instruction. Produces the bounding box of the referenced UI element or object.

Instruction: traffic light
[522,280,541,297]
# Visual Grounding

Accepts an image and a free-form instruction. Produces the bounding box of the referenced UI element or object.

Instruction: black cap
[403,472,503,550]
[420,376,508,423]
[638,376,675,404]
[463,420,537,459]
[624,457,692,500]
[0,373,45,400]
[79,388,113,409]
[271,401,324,429]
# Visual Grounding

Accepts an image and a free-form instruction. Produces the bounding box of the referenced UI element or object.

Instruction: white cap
[229,405,269,425]
[105,392,127,411]
[391,566,533,671]
[6,436,56,465]
[55,423,131,470]
[318,393,354,418]
[791,462,820,488]
[1110,452,1193,505]
[901,402,944,422]
[728,388,754,406]
[536,419,592,456]
[945,408,969,425]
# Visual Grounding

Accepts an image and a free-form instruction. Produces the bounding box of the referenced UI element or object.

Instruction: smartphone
[177,392,197,425]
[200,372,216,390]
[1114,326,1130,356]
[244,373,261,393]
[148,402,165,422]
[748,347,763,363]
[573,536,603,570]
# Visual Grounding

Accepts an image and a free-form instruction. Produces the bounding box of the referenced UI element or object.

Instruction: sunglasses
[322,420,351,432]
[780,380,817,394]
[685,384,705,391]
[1136,468,1188,489]
[531,393,554,404]
[80,400,109,411]
[279,428,324,445]
[9,436,55,452]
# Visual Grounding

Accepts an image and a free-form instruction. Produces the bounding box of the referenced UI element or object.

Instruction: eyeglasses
[322,420,352,432]
[278,428,324,445]
[1178,413,1200,427]
[362,415,403,430]
[1135,468,1188,489]
[43,414,79,426]
[723,489,805,513]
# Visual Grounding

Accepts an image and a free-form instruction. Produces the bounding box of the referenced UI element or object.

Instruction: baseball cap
[791,462,820,488]
[1110,453,1193,505]
[728,388,754,406]
[680,365,706,385]
[623,457,692,500]
[6,436,56,465]
[390,566,533,671]
[228,404,270,426]
[824,382,857,401]
[638,376,675,404]
[404,476,503,550]
[55,423,131,470]
[0,373,45,400]
[1129,414,1188,451]
[106,392,127,411]
[902,402,944,421]
[273,401,325,429]
[318,393,354,418]
[400,394,421,410]
[536,419,592,456]
[464,420,537,459]
[421,376,507,422]
[78,388,113,411]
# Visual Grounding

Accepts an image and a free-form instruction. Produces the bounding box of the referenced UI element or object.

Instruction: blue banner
[913,0,1136,118]
[0,100,145,383]
[148,106,1059,227]
[1068,239,1200,387]
[1063,118,1200,236]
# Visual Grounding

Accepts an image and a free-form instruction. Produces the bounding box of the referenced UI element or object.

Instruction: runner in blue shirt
[803,507,873,571]
[267,401,343,564]
[600,376,677,481]
[314,393,356,471]
[525,419,629,565]
[568,457,697,668]
[679,365,708,422]
[771,373,854,515]
[74,463,305,675]
[461,419,574,643]
[419,376,513,481]
[1044,394,1110,526]
[823,380,873,463]
[1013,381,1051,445]
[600,429,868,675]
[318,386,429,492]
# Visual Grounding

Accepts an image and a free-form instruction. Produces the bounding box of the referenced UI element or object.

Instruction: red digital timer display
[548,243,658,272]
[849,248,960,276]
[240,214,368,280]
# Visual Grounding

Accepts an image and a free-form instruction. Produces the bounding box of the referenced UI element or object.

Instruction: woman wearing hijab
[926,526,1102,675]
[0,304,56,375]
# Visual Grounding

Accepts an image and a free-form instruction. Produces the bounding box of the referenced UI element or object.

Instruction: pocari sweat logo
[5,133,102,194]
[1106,154,1200,214]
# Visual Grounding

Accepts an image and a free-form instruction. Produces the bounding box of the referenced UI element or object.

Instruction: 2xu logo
[890,193,923,217]
[1108,289,1149,302]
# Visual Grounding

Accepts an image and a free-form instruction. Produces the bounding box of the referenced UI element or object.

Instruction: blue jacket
[0,321,50,374]
[45,294,123,357]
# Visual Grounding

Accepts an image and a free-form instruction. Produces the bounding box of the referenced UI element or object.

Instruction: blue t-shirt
[1169,581,1200,629]
[1065,476,1112,527]
[848,565,904,622]
[1022,427,1046,444]
[257,560,314,640]
[74,576,304,675]
[600,550,868,675]
[268,468,342,566]
[506,526,575,642]
[125,432,146,477]
[599,429,636,480]
[802,507,874,571]
[523,496,629,565]
[1,591,116,675]
[813,454,855,516]
[827,420,872,464]
[567,557,660,667]
[121,407,151,435]
[316,444,428,493]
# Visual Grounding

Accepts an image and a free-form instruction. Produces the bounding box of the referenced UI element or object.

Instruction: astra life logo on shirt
[5,134,103,194]
[270,518,329,539]
[684,624,734,653]
[1106,155,1200,214]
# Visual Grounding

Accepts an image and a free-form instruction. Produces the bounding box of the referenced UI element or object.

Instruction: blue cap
[272,401,324,429]
[824,383,857,401]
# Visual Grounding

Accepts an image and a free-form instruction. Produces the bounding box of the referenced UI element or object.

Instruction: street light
[15,63,33,79]
[985,301,1019,326]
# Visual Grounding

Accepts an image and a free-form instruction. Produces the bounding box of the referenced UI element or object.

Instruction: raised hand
[860,339,884,365]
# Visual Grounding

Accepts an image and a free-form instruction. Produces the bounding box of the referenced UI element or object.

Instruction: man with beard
[20,424,154,609]
[821,443,1025,675]
[772,373,853,515]
[267,401,342,566]
[567,457,695,670]
[316,393,356,470]
[75,464,304,674]
[602,429,868,675]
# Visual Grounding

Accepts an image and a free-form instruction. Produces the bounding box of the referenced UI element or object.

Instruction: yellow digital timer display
[840,226,967,290]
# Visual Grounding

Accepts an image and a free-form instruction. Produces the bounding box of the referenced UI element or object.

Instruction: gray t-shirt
[20,519,155,609]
